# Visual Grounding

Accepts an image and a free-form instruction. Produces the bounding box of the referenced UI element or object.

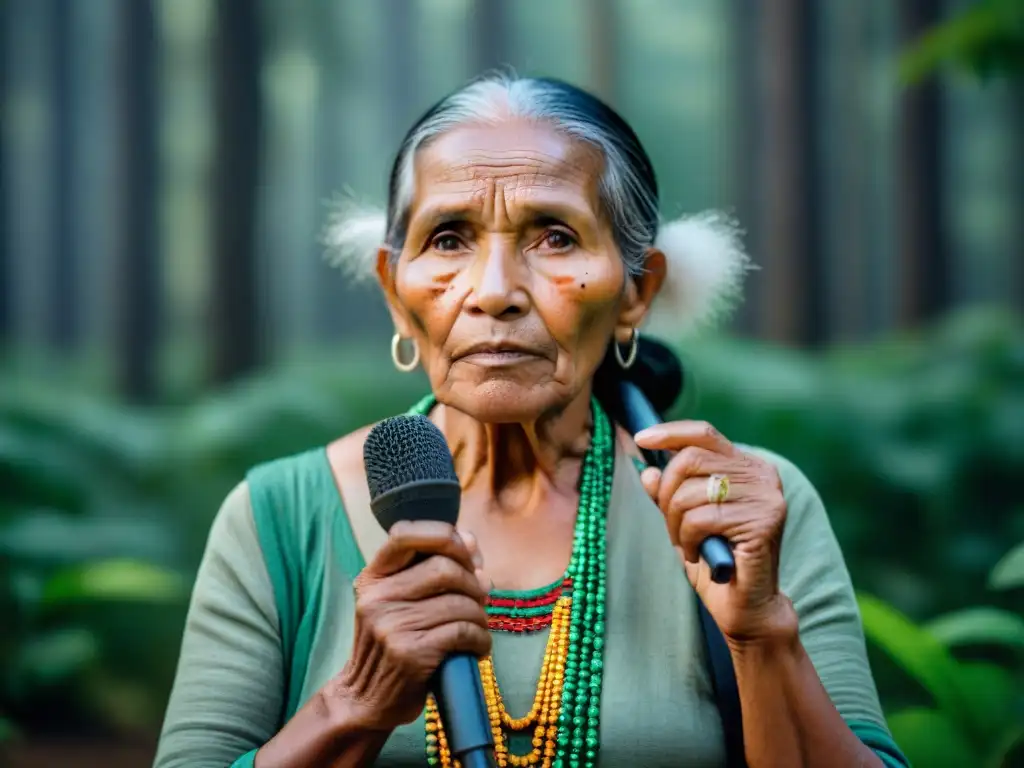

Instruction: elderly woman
[155,74,907,768]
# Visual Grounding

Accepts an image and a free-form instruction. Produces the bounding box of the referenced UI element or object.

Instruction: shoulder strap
[628,456,746,767]
[697,598,747,768]
[246,448,365,722]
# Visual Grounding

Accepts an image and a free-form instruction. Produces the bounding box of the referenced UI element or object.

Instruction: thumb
[457,528,489,595]
[640,467,662,506]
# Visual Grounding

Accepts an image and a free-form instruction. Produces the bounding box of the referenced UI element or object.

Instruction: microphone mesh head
[363,414,458,501]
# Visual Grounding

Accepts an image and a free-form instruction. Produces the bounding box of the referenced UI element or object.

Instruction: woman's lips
[458,349,542,366]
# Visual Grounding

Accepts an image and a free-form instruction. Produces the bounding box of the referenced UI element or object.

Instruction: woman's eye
[542,230,575,251]
[431,233,463,252]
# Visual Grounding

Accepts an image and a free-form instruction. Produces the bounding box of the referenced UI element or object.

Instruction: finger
[381,553,489,604]
[640,467,662,501]
[634,420,739,457]
[663,474,758,522]
[655,446,741,513]
[379,593,490,636]
[677,502,753,563]
[458,529,484,570]
[369,520,475,577]
[458,529,490,594]
[424,619,493,659]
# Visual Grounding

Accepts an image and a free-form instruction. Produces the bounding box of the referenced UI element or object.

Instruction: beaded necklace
[407,394,613,768]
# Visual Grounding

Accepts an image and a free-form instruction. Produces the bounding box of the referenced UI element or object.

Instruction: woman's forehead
[410,121,604,218]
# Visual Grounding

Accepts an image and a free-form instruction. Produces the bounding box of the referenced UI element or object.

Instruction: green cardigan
[154,440,908,767]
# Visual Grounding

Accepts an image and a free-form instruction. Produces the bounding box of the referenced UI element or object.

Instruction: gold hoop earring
[614,328,639,369]
[391,333,420,372]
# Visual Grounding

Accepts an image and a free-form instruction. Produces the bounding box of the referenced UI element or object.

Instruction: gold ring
[706,474,730,504]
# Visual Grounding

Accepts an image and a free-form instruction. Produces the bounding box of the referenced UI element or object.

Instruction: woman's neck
[435,389,594,511]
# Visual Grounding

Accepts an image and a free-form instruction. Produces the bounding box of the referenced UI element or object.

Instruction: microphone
[619,380,736,584]
[363,415,497,768]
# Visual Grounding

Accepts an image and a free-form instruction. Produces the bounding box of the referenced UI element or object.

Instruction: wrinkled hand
[330,521,491,731]
[634,421,797,645]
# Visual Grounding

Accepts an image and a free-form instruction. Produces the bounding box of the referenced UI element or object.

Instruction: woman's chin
[443,379,568,424]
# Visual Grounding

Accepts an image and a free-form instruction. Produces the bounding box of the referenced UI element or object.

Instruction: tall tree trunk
[312,0,350,339]
[210,0,263,384]
[587,0,617,104]
[380,0,417,137]
[0,0,9,346]
[470,0,509,76]
[896,0,947,326]
[114,0,160,402]
[754,0,824,346]
[729,0,760,336]
[829,1,870,341]
[48,0,78,351]
[1010,87,1024,314]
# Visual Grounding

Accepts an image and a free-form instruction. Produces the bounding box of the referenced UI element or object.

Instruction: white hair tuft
[644,211,755,338]
[322,198,388,282]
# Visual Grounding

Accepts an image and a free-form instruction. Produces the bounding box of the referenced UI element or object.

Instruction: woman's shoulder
[324,423,376,487]
[735,444,814,488]
[241,422,376,507]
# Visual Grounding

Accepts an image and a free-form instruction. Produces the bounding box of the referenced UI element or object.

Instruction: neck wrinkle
[440,389,594,508]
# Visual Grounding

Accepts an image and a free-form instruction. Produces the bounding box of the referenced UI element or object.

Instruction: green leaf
[0,715,19,744]
[954,662,1021,747]
[898,0,1024,84]
[857,594,979,736]
[0,512,179,566]
[925,606,1024,650]
[9,627,99,689]
[958,663,1024,749]
[990,541,1024,590]
[886,708,979,768]
[41,559,187,605]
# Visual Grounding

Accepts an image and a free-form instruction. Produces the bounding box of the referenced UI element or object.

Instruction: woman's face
[378,120,661,423]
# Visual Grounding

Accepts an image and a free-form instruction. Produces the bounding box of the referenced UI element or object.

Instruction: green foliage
[991,541,1024,590]
[899,0,1024,83]
[858,552,1024,768]
[0,308,1021,745]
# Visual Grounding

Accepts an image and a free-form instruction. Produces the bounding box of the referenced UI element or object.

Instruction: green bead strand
[410,395,612,768]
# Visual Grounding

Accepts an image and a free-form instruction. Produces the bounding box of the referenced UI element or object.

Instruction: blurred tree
[899,0,1024,313]
[471,0,509,75]
[587,0,617,104]
[114,0,160,402]
[0,0,9,345]
[897,0,949,326]
[210,0,264,384]
[1015,91,1024,310]
[381,0,418,135]
[729,0,760,336]
[827,1,871,341]
[752,0,825,346]
[47,0,78,352]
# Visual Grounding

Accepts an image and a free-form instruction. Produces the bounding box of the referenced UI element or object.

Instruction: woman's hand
[634,421,797,646]
[328,520,491,732]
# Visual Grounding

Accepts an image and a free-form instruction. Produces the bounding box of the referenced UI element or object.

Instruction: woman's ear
[375,246,413,337]
[615,248,666,341]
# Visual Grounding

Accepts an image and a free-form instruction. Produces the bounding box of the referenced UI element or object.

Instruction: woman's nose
[464,236,530,319]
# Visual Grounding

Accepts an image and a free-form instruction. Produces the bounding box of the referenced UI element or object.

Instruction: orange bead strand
[427,595,573,768]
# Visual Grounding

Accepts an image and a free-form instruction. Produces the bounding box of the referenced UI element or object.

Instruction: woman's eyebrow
[410,203,478,232]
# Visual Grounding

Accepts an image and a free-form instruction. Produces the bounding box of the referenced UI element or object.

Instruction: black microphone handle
[618,382,736,584]
[432,654,497,767]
